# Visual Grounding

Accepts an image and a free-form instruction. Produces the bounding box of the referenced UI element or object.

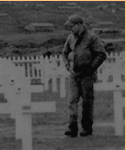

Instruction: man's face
[69,23,80,36]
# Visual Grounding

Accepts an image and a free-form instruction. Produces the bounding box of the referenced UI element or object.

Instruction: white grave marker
[0,62,56,150]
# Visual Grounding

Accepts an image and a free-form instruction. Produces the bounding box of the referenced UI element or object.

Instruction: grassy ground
[0,80,125,150]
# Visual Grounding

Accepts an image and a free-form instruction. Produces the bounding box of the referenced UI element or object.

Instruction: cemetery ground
[0,80,125,150]
[0,2,124,149]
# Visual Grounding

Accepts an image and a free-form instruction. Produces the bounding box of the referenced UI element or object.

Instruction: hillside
[0,1,124,57]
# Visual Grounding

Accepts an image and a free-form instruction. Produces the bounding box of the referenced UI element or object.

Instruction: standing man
[62,14,106,137]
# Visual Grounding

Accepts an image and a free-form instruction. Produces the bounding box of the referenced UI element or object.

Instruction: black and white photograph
[0,1,125,150]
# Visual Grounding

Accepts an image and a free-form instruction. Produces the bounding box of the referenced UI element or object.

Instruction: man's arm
[62,35,72,71]
[89,35,107,73]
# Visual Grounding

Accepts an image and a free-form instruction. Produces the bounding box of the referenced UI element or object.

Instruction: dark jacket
[62,28,107,77]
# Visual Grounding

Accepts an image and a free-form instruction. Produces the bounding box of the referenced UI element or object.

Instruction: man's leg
[80,76,94,136]
[65,75,80,137]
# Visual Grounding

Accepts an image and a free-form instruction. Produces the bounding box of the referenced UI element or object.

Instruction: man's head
[64,14,84,36]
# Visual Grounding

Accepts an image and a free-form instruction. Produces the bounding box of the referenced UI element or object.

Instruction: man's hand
[69,61,75,75]
[86,66,96,76]
[69,67,75,75]
[67,52,75,75]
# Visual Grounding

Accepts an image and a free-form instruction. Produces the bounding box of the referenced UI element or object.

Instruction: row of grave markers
[1,52,125,94]
[0,54,125,112]
[0,58,56,150]
[0,54,125,150]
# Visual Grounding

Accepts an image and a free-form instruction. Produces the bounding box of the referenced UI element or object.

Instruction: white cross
[0,68,56,150]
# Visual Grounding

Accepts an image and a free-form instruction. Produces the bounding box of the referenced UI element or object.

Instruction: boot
[80,129,93,137]
[80,126,93,137]
[64,122,78,137]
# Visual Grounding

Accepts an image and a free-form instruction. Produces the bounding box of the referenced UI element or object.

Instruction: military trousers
[68,74,94,130]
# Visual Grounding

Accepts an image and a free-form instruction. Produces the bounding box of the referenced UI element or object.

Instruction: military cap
[64,14,83,27]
